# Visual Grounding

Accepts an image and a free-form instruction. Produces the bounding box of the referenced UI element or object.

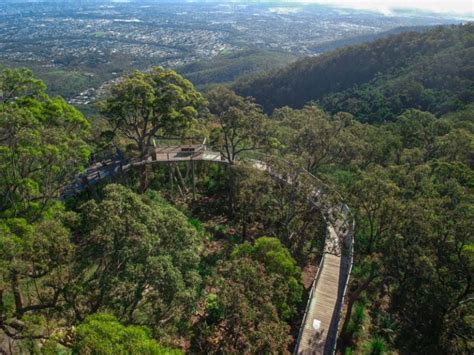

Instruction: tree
[232,237,303,319]
[0,68,89,349]
[348,166,402,255]
[71,313,182,354]
[395,109,451,162]
[207,86,271,164]
[273,105,350,173]
[0,214,75,352]
[67,185,202,339]
[340,160,473,354]
[0,67,90,221]
[100,67,205,191]
[437,128,474,167]
[192,257,291,354]
[382,165,474,354]
[232,165,274,239]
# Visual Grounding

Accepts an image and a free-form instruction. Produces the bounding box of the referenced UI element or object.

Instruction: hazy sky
[305,0,473,17]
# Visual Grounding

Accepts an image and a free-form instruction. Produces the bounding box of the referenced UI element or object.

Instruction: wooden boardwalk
[251,159,354,355]
[295,220,352,355]
[62,145,353,354]
[62,145,225,197]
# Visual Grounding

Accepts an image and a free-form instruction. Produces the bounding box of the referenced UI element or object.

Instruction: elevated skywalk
[61,145,354,355]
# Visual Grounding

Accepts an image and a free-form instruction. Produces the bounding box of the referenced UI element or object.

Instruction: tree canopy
[72,313,182,355]
[0,68,90,350]
[236,24,473,120]
[69,184,203,338]
[100,67,205,158]
[207,86,271,164]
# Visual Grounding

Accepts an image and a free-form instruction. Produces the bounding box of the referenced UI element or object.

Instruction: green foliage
[204,293,223,323]
[207,86,271,163]
[333,108,473,354]
[100,67,205,158]
[192,257,291,353]
[69,185,203,338]
[259,51,473,353]
[1,22,473,353]
[232,165,274,239]
[363,337,387,355]
[99,67,206,191]
[0,68,90,345]
[73,313,182,355]
[227,161,326,263]
[0,67,90,221]
[232,237,303,319]
[272,105,351,172]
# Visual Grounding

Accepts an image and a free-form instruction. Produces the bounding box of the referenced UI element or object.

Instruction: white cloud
[301,0,473,17]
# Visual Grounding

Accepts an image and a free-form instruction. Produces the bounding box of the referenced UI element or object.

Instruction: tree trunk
[175,164,188,193]
[338,273,377,351]
[226,165,236,217]
[139,165,149,194]
[11,272,23,318]
[139,141,149,194]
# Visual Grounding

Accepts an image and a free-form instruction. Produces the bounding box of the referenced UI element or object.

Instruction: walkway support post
[169,162,174,191]
[191,159,196,200]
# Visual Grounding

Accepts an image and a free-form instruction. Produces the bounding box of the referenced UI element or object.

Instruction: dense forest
[1,23,473,355]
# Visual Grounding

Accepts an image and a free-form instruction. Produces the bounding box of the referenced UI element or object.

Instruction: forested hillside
[236,24,474,120]
[177,49,297,89]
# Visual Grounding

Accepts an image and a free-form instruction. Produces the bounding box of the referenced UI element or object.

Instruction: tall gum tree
[0,68,90,347]
[100,67,205,191]
[207,86,272,164]
[68,185,203,341]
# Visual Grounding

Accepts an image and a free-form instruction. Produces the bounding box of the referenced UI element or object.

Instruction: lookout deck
[149,145,224,162]
[62,145,225,197]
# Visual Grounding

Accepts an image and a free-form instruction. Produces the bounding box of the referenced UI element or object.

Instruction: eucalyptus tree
[0,67,90,221]
[192,257,292,354]
[68,185,203,339]
[100,67,205,191]
[207,86,271,164]
[0,68,90,347]
[272,105,351,173]
[232,237,303,319]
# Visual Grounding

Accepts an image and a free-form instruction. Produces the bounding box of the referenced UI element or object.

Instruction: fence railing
[237,153,355,354]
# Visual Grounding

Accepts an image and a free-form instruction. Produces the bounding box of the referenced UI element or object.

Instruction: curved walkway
[250,158,354,354]
[62,145,354,355]
[62,144,224,197]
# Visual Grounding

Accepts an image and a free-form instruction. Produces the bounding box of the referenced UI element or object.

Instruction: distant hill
[176,49,297,89]
[176,27,427,90]
[235,24,474,121]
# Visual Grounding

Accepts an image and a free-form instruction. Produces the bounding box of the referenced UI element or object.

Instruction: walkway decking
[62,145,225,197]
[62,145,353,355]
[295,220,352,355]
[251,159,354,355]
